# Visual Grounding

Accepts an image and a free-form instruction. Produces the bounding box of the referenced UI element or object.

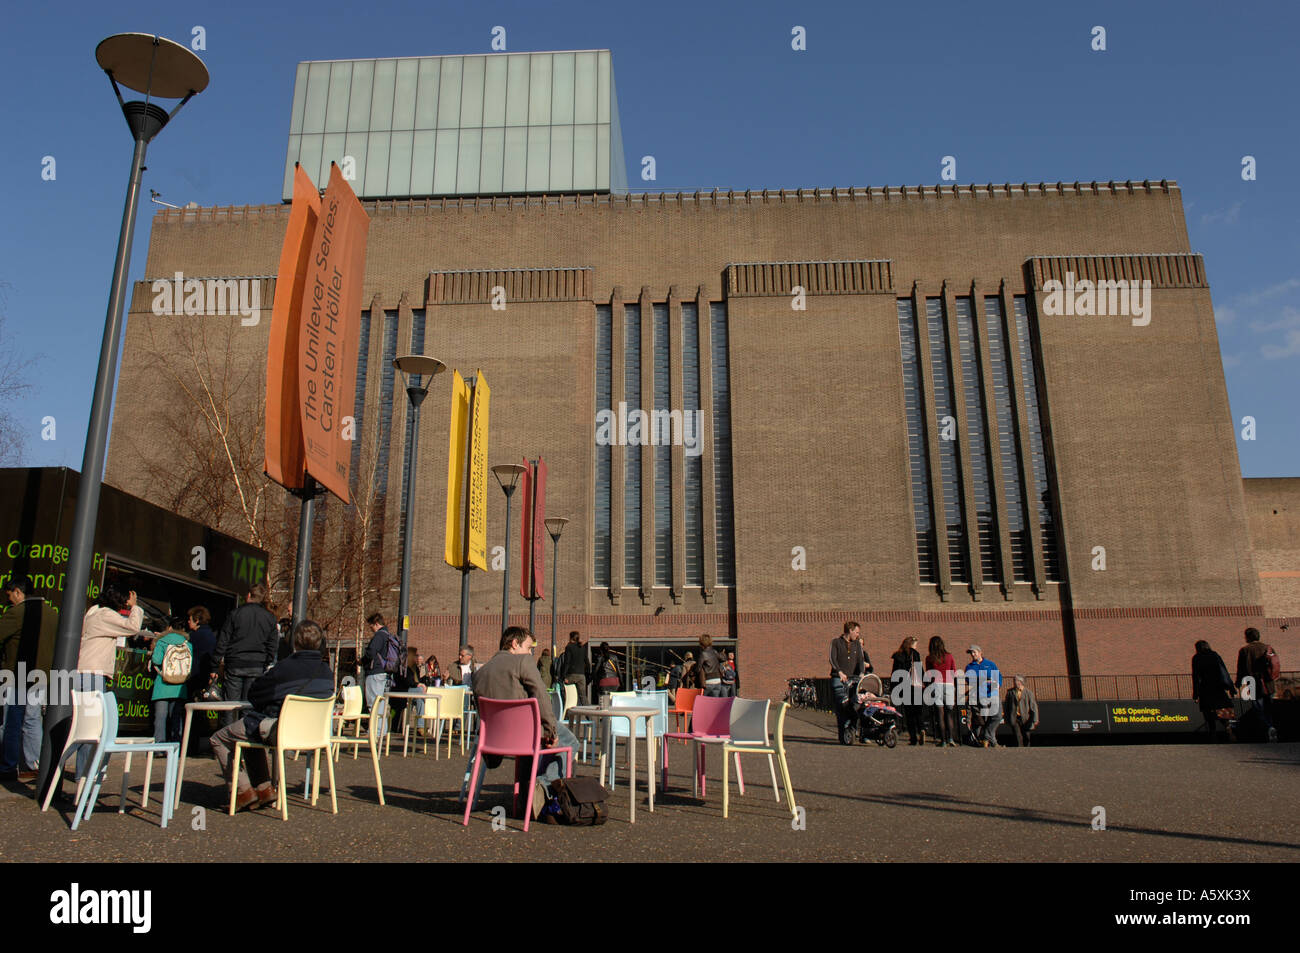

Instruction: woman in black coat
[1191,640,1235,742]
[890,636,925,745]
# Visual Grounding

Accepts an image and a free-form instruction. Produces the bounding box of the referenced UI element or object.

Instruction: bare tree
[0,285,41,465]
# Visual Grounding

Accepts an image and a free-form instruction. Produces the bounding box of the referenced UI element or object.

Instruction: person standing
[890,636,924,745]
[74,582,145,780]
[720,651,738,697]
[538,648,555,690]
[830,622,868,742]
[1192,640,1235,742]
[1235,627,1280,742]
[150,616,191,743]
[361,612,399,716]
[559,631,589,704]
[210,584,278,727]
[1003,675,1039,747]
[0,577,58,782]
[696,635,725,698]
[925,636,959,748]
[185,606,217,702]
[593,642,621,698]
[963,645,1002,748]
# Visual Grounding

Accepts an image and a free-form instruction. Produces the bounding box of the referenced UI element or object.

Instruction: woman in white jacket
[74,583,144,778]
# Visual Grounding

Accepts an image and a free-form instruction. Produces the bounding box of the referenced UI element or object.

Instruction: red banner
[264,164,319,489]
[519,457,547,600]
[297,163,369,503]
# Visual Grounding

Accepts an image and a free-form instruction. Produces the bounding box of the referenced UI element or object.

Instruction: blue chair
[73,691,179,830]
[605,690,668,789]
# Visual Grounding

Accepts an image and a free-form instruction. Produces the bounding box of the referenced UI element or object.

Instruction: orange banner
[297,163,369,504]
[264,164,320,489]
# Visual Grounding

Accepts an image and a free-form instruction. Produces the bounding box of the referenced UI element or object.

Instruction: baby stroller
[840,674,904,747]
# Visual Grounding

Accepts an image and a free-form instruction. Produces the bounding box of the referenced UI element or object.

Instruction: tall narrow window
[370,310,399,552]
[624,304,642,587]
[594,304,612,588]
[398,309,428,554]
[955,297,999,583]
[926,298,967,583]
[984,296,1032,581]
[653,303,673,586]
[1013,296,1060,581]
[709,302,736,587]
[349,308,373,483]
[898,299,937,583]
[682,303,704,586]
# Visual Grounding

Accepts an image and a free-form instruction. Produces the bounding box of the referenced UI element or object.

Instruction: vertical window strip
[349,309,373,485]
[710,302,736,587]
[955,298,1000,583]
[594,305,612,587]
[1013,296,1060,581]
[898,299,937,583]
[983,296,1032,581]
[370,310,400,552]
[624,304,642,587]
[397,310,428,555]
[926,298,967,583]
[682,303,704,586]
[653,303,673,586]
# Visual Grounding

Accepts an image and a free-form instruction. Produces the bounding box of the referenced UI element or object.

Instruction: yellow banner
[466,371,490,571]
[444,370,469,568]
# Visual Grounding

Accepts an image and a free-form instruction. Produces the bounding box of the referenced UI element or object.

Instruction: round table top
[382,690,433,699]
[185,700,251,710]
[567,706,660,717]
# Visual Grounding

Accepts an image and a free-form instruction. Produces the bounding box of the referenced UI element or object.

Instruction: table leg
[142,751,153,807]
[175,707,194,811]
[119,750,132,812]
[628,722,637,824]
[645,717,655,812]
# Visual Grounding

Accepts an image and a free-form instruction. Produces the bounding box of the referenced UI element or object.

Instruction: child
[151,615,192,743]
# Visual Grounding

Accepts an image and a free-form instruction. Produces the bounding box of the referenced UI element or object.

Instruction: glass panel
[410,130,436,195]
[347,60,374,132]
[460,56,485,127]
[682,303,704,586]
[526,125,551,191]
[370,59,396,131]
[299,134,325,189]
[551,53,575,124]
[549,125,574,191]
[289,63,309,134]
[388,130,413,195]
[528,53,552,126]
[596,124,609,191]
[282,139,299,199]
[303,61,331,132]
[414,58,440,129]
[653,303,673,587]
[573,124,597,191]
[1014,296,1060,581]
[575,52,598,124]
[898,299,937,584]
[433,129,458,194]
[927,298,967,583]
[505,54,530,126]
[364,131,390,196]
[343,132,369,190]
[482,55,508,126]
[984,296,1032,581]
[956,297,1000,583]
[597,51,611,124]
[437,56,462,128]
[478,127,505,194]
[456,128,482,193]
[625,304,643,588]
[325,61,351,133]
[594,304,613,588]
[710,303,736,587]
[502,127,527,191]
[392,59,418,130]
[322,133,346,179]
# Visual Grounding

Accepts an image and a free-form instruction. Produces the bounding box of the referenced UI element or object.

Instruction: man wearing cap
[963,645,1002,748]
[1003,675,1039,747]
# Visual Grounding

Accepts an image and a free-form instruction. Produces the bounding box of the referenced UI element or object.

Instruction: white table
[382,691,441,757]
[174,700,251,810]
[566,705,658,822]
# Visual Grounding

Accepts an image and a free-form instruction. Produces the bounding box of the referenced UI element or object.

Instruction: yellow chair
[332,684,368,759]
[229,694,337,821]
[330,694,387,806]
[721,702,796,819]
[415,686,469,758]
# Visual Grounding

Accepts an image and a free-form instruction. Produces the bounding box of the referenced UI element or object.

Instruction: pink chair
[661,695,736,796]
[461,698,573,832]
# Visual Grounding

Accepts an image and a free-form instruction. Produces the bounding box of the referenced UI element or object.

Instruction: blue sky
[1,0,1297,475]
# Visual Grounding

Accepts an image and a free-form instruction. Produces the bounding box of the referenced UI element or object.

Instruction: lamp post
[491,464,526,638]
[392,355,446,672]
[544,517,569,659]
[39,34,207,803]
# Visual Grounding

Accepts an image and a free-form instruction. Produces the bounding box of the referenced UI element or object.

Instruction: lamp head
[544,517,569,541]
[491,463,527,492]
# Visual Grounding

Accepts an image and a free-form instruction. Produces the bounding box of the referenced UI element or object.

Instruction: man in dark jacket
[361,612,398,714]
[830,622,869,742]
[185,606,217,693]
[1235,627,1279,742]
[208,619,334,811]
[0,577,57,781]
[559,631,589,705]
[211,583,278,726]
[697,634,726,697]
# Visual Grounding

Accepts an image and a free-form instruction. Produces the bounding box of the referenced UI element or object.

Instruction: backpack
[548,777,608,826]
[377,631,400,674]
[161,641,193,684]
[721,662,736,685]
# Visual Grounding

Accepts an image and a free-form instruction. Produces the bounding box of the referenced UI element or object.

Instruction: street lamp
[41,34,207,802]
[544,517,569,658]
[491,463,527,638]
[392,355,446,672]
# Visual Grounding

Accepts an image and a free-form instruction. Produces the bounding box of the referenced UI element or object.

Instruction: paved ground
[1,710,1295,863]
